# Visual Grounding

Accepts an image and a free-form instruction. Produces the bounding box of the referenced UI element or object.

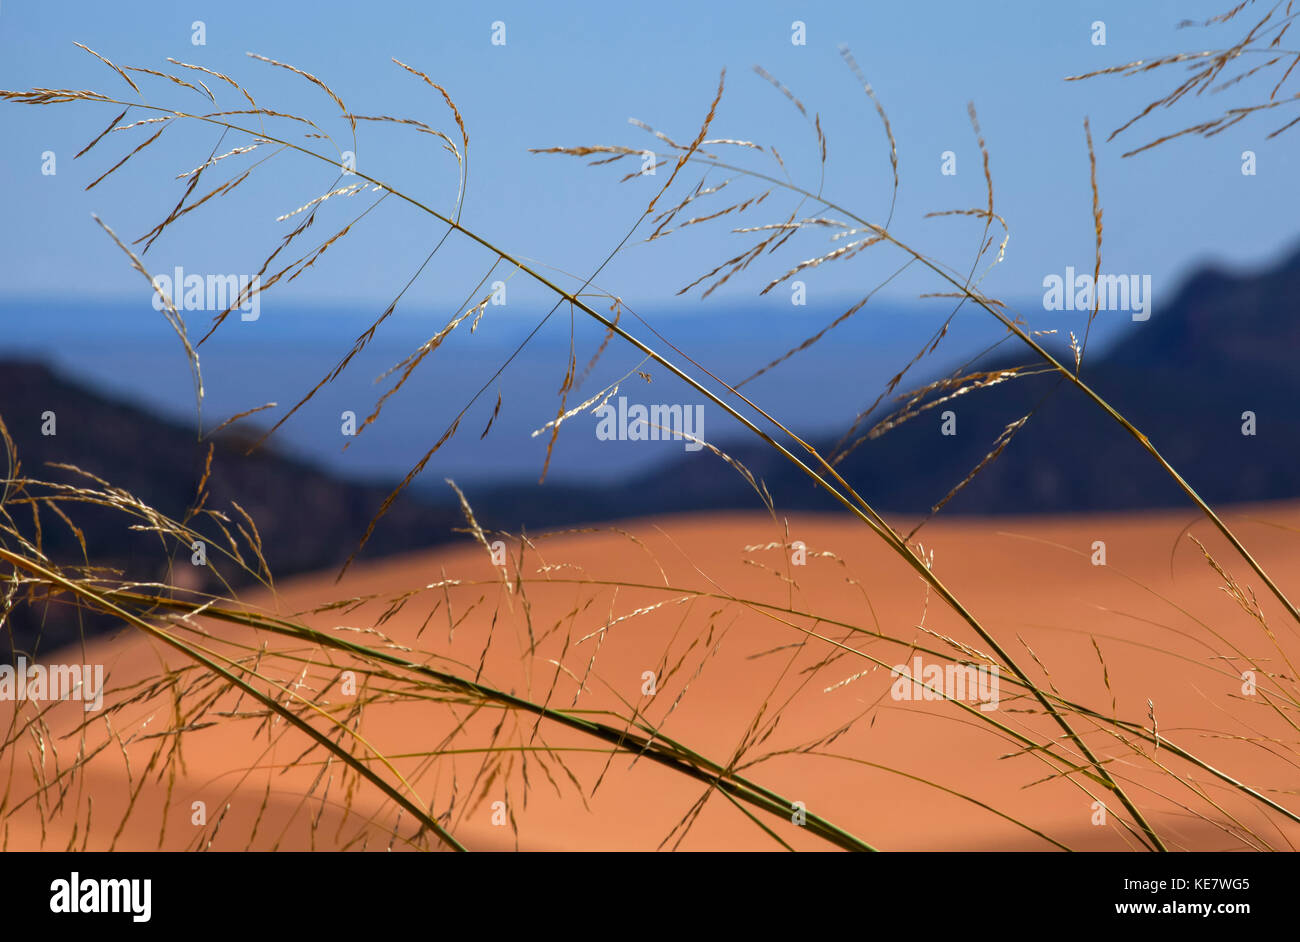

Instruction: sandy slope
[4,503,1300,851]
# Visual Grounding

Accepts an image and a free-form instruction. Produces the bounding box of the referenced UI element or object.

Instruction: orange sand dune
[4,503,1300,851]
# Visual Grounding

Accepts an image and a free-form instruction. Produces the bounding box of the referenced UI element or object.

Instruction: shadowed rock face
[0,360,463,657]
[3,245,1299,653]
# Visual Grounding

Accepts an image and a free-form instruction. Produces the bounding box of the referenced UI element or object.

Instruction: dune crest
[4,505,1299,852]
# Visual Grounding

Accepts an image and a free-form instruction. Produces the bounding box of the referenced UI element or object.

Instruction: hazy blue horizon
[0,286,1164,486]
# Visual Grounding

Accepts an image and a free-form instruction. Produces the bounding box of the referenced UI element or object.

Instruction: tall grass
[1,3,1298,850]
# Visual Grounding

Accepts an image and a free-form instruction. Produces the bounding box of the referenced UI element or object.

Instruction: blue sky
[3,0,1293,310]
[1,0,1296,483]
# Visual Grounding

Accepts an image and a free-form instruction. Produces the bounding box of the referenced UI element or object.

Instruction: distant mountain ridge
[539,245,1300,520]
